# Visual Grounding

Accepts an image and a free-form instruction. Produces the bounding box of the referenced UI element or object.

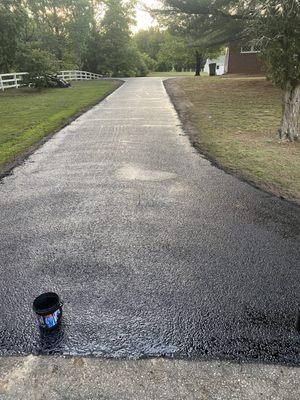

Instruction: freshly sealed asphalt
[0,78,299,364]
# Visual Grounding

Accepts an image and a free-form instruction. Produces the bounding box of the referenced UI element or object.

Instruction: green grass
[166,76,300,202]
[0,80,121,175]
[148,71,199,77]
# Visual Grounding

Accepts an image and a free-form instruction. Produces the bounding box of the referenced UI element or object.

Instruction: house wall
[204,55,225,76]
[227,46,264,75]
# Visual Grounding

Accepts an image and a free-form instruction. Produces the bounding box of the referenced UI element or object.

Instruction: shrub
[15,45,60,76]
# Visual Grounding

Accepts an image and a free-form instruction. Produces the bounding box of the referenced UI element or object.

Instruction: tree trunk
[278,83,300,141]
[195,51,201,76]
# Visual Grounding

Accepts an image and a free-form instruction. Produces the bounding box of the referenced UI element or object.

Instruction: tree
[249,1,300,141]
[194,50,206,76]
[0,0,27,72]
[0,0,148,78]
[25,0,95,68]
[83,27,104,73]
[99,0,147,76]
[157,34,195,71]
[15,45,60,75]
[159,0,300,141]
[134,27,168,60]
[134,28,205,73]
[66,0,96,68]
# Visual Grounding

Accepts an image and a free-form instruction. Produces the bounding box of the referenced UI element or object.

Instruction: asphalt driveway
[0,78,299,364]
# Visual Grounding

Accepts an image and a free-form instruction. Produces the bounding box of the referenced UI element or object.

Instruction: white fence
[0,70,104,91]
[57,70,104,81]
[0,72,28,91]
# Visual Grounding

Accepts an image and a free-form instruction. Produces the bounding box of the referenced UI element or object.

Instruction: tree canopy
[0,0,149,77]
[0,0,27,72]
[134,28,198,72]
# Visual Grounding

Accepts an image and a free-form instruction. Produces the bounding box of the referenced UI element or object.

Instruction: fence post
[0,75,4,91]
[14,74,19,89]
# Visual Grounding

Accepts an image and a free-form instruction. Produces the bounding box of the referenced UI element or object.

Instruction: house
[204,55,225,76]
[224,45,264,75]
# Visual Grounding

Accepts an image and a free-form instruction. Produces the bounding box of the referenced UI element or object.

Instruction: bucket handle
[59,300,64,307]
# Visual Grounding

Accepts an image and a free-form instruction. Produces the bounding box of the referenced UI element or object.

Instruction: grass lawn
[165,76,300,202]
[0,80,121,175]
[148,71,199,77]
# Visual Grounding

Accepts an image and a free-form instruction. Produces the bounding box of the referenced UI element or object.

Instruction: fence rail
[0,70,104,91]
[0,72,28,91]
[57,70,104,81]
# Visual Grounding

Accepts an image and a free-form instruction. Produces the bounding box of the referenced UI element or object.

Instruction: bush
[141,53,157,72]
[155,61,172,72]
[107,46,150,77]
[15,45,60,76]
[22,74,71,89]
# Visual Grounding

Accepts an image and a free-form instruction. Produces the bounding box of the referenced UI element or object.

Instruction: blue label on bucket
[45,314,56,328]
[37,309,61,329]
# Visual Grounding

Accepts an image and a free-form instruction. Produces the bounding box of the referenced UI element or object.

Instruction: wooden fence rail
[0,70,104,91]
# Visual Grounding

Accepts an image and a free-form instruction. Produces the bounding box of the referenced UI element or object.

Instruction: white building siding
[204,55,225,76]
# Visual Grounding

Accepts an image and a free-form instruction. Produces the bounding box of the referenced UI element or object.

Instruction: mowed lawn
[166,77,300,202]
[0,80,121,175]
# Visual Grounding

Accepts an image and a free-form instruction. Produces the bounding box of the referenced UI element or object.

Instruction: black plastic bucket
[33,292,63,331]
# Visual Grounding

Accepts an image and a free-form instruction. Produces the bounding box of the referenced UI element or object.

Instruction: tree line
[0,0,151,77]
[0,0,213,77]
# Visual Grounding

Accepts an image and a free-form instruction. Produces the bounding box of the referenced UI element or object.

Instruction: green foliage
[24,0,94,67]
[0,0,150,78]
[141,53,157,72]
[83,28,104,73]
[15,45,60,75]
[159,0,246,49]
[157,35,195,71]
[96,0,148,77]
[249,0,300,90]
[0,0,27,72]
[100,0,137,76]
[23,74,57,89]
[67,0,95,68]
[134,27,202,72]
[134,28,169,60]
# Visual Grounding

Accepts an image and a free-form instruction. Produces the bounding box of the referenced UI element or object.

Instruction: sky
[135,0,161,32]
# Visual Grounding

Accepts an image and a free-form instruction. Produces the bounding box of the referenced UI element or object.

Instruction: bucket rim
[33,292,61,315]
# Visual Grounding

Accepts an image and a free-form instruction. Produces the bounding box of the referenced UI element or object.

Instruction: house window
[241,45,261,54]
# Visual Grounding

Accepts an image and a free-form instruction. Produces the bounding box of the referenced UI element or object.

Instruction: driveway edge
[164,78,300,208]
[0,79,124,182]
